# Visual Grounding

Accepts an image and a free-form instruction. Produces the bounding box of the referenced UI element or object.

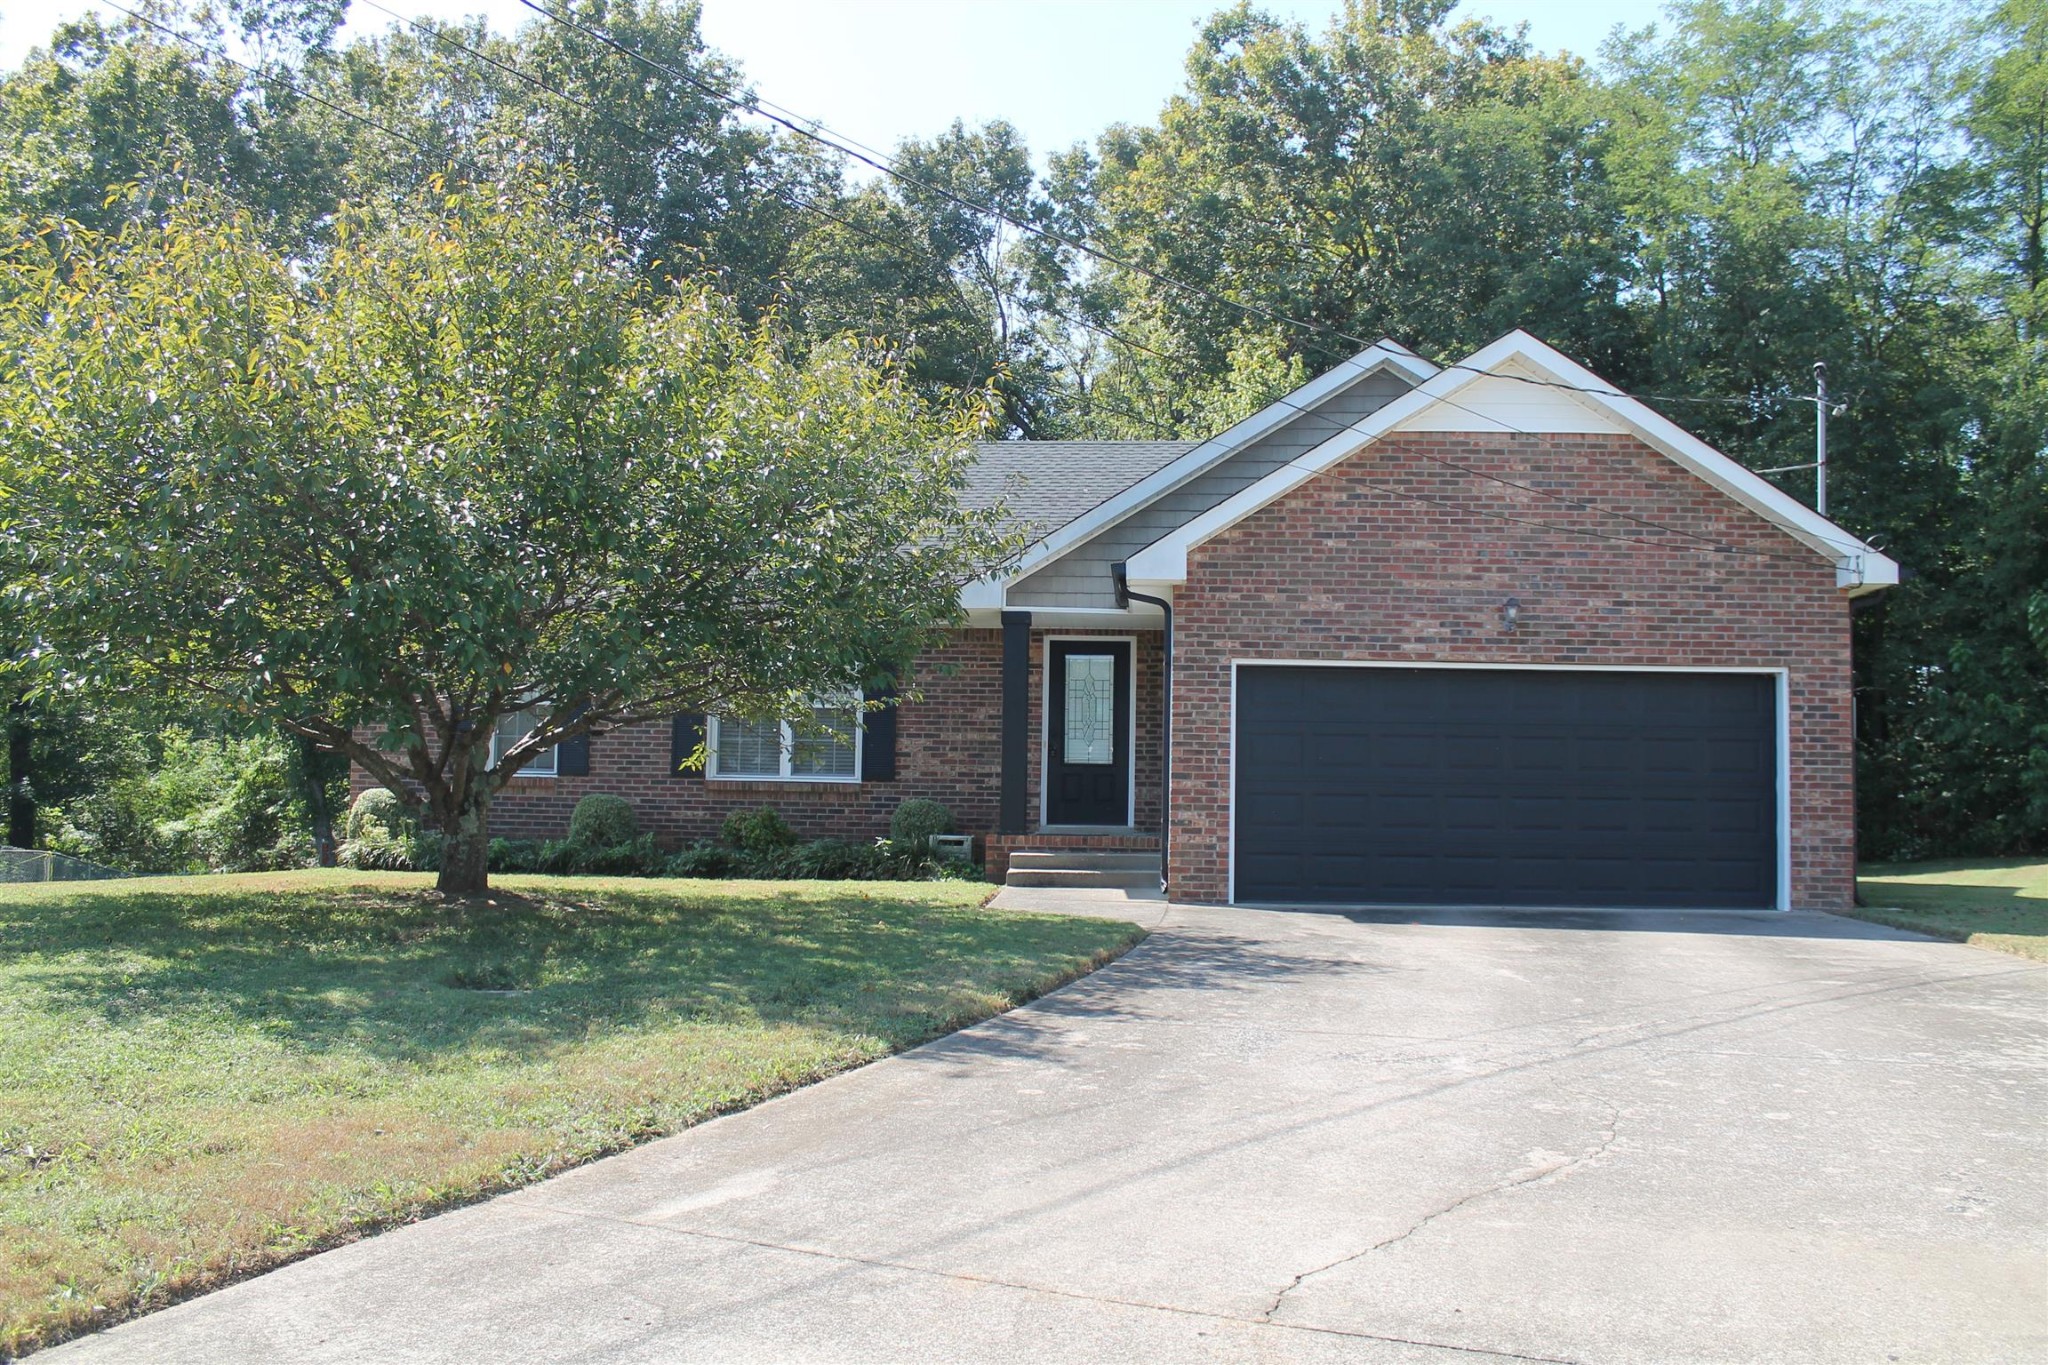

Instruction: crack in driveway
[1262,1099,1625,1333]
[528,1199,1583,1364]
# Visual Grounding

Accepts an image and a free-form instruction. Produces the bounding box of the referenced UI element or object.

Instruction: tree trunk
[297,735,338,867]
[6,693,32,849]
[435,786,492,896]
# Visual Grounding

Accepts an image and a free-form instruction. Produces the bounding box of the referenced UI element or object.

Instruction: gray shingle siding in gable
[1007,368,1417,608]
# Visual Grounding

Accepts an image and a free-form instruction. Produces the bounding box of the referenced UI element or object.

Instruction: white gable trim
[967,341,1438,607]
[1124,330,1900,597]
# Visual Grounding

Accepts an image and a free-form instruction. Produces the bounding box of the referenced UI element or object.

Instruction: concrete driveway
[46,896,2047,1364]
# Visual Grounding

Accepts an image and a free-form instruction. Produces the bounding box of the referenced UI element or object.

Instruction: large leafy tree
[1070,0,1637,388]
[786,119,1074,435]
[318,0,830,313]
[0,179,1011,893]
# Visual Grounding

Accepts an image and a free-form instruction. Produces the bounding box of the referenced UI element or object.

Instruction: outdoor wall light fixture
[1501,597,1520,633]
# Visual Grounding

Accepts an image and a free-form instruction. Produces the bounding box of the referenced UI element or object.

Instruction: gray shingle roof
[960,440,1199,538]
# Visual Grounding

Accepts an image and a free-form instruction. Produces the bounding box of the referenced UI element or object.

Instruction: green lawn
[1853,858,2048,962]
[0,871,1142,1357]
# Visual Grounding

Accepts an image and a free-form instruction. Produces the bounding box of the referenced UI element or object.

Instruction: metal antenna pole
[1813,360,1828,518]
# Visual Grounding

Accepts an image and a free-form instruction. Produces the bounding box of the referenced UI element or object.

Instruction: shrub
[47,727,318,874]
[345,788,411,843]
[568,793,638,848]
[721,805,796,856]
[572,833,666,876]
[888,798,953,850]
[668,841,738,878]
[338,827,440,872]
[489,837,553,873]
[930,854,990,883]
[790,838,881,880]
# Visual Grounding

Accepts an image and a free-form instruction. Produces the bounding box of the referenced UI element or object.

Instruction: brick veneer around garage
[1164,431,1857,910]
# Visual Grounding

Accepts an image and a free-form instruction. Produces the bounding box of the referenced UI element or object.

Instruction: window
[709,700,861,782]
[1062,653,1116,765]
[490,706,558,777]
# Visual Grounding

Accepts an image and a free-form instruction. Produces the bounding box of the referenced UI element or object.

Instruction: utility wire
[353,0,1866,568]
[104,2,442,161]
[512,0,1758,412]
[100,0,618,250]
[131,0,1866,572]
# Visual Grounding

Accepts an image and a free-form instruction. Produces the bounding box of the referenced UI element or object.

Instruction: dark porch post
[999,609,1031,834]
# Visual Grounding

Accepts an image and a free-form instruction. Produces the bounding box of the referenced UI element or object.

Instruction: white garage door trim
[1227,660,1792,911]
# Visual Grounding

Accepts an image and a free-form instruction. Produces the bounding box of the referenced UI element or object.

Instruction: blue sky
[0,0,1653,158]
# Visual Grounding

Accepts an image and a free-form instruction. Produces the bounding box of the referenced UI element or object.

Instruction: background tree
[0,178,1012,893]
[1,0,2040,862]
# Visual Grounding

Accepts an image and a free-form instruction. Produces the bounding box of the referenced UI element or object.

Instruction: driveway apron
[46,898,2047,1364]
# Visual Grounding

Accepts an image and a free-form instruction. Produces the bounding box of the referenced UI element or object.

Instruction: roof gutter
[1112,563,1170,897]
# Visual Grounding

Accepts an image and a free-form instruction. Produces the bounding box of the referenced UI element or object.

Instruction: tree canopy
[0,178,1011,890]
[0,0,2041,861]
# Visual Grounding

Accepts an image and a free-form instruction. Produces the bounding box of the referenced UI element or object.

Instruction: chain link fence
[0,846,138,883]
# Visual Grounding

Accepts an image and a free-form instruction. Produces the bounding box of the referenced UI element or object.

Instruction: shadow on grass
[1853,859,2047,961]
[0,877,1139,1064]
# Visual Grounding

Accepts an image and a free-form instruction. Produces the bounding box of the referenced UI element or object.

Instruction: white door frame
[1227,659,1792,911]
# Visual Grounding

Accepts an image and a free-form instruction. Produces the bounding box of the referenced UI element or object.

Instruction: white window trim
[489,709,558,778]
[706,704,863,784]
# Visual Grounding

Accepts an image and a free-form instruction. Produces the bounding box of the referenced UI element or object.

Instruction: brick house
[357,331,1897,910]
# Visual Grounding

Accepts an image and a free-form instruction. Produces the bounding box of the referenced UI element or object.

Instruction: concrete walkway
[48,897,2047,1364]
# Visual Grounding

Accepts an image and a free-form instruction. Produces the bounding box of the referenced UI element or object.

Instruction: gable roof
[960,440,1199,537]
[965,341,1439,604]
[1123,330,1901,597]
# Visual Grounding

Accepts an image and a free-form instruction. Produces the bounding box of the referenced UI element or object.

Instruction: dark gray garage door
[1234,667,1778,909]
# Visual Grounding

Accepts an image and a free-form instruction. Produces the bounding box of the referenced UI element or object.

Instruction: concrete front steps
[1004,850,1163,890]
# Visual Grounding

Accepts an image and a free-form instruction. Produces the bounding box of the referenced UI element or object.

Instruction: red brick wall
[1167,431,1857,910]
[346,625,1170,854]
[351,630,1005,848]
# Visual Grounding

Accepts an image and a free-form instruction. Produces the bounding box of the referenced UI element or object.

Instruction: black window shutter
[671,713,706,777]
[861,685,897,782]
[557,732,591,776]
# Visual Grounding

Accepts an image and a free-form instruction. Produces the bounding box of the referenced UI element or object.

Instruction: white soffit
[1123,329,1901,597]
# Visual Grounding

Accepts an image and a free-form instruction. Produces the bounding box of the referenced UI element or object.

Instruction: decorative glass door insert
[1063,653,1116,765]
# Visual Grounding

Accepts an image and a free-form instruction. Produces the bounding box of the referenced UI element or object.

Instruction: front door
[1046,639,1132,826]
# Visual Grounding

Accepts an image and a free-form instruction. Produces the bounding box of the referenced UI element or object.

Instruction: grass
[0,870,1143,1357]
[1852,858,2048,962]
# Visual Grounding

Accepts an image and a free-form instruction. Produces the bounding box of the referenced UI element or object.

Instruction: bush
[488,837,556,873]
[888,798,953,850]
[345,788,411,843]
[338,827,440,872]
[790,838,885,880]
[930,854,990,883]
[668,841,738,878]
[568,793,638,848]
[721,805,796,856]
[48,727,318,874]
[571,833,666,876]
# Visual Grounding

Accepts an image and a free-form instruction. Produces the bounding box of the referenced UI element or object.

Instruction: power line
[511,0,1756,412]
[353,0,1864,568]
[122,0,1864,573]
[103,2,442,162]
[100,1,642,268]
